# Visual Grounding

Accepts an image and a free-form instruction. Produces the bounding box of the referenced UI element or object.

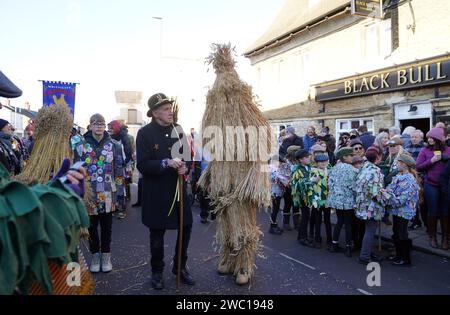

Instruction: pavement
[81,182,450,295]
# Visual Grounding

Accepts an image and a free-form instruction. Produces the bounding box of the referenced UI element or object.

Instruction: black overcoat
[136,120,192,230]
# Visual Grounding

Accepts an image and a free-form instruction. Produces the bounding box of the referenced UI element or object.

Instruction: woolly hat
[336,147,354,160]
[397,153,416,169]
[311,143,326,153]
[314,153,329,162]
[108,120,121,135]
[426,127,445,142]
[0,119,9,131]
[295,149,310,160]
[286,126,296,135]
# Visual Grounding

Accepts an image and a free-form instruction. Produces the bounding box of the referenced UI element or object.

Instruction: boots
[428,217,438,248]
[269,223,283,235]
[283,215,292,231]
[293,213,300,230]
[392,239,411,267]
[388,239,401,261]
[235,269,250,285]
[345,245,352,257]
[330,242,341,253]
[442,217,449,251]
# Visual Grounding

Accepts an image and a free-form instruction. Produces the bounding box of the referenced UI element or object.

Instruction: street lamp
[152,16,163,59]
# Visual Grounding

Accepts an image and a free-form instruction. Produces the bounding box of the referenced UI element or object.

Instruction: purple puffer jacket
[416,146,450,186]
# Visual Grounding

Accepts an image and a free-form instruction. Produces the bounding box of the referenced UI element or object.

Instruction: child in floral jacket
[383,154,419,266]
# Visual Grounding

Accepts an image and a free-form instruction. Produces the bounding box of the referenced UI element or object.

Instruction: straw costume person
[198,44,272,285]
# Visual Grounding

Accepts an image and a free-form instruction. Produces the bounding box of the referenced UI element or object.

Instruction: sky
[0,0,285,130]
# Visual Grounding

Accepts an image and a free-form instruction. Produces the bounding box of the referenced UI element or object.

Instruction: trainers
[101,253,113,273]
[117,212,126,219]
[90,253,101,273]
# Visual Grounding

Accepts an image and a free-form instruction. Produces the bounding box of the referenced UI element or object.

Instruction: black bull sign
[315,58,450,102]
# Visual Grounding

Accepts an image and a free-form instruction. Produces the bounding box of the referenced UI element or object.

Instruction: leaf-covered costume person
[0,160,90,295]
[308,167,328,209]
[198,44,272,285]
[291,164,312,208]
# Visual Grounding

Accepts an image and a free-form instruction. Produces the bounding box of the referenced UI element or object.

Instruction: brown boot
[235,269,250,285]
[428,217,438,248]
[441,217,449,250]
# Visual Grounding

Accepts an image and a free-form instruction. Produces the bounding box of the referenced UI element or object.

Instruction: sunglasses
[354,146,364,151]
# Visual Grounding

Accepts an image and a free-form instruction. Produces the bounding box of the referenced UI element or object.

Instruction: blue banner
[42,81,76,116]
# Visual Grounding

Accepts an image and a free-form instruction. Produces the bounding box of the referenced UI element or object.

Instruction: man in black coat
[136,93,194,290]
[279,126,303,159]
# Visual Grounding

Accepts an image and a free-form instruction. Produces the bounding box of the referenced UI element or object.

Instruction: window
[127,109,138,124]
[380,18,392,58]
[364,23,379,61]
[336,118,374,139]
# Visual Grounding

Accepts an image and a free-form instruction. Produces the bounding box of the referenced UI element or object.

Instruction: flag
[42,81,76,116]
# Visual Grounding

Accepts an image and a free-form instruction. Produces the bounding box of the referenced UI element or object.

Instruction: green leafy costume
[0,163,89,294]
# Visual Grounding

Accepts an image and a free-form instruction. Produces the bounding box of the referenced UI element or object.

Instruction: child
[269,155,290,234]
[308,154,331,249]
[383,154,419,266]
[292,149,313,246]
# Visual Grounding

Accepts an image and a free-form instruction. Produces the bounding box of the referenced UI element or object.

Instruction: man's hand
[177,165,188,175]
[168,158,184,169]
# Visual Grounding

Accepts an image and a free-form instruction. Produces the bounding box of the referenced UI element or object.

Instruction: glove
[52,158,85,198]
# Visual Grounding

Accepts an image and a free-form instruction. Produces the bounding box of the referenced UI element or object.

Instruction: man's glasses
[91,122,106,127]
[354,146,364,151]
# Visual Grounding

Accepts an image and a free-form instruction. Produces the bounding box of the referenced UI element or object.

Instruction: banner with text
[42,81,76,116]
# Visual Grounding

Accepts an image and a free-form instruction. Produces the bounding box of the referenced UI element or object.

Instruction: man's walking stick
[176,175,184,290]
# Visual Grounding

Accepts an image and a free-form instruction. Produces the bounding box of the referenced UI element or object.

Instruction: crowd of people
[270,123,450,265]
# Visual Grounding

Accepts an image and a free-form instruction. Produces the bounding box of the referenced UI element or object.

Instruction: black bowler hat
[147,93,174,117]
[0,71,22,98]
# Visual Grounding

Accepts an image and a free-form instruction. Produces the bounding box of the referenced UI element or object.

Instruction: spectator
[349,129,359,140]
[446,126,450,147]
[268,155,289,235]
[319,126,336,154]
[373,131,389,161]
[279,126,303,160]
[317,134,336,166]
[379,128,389,134]
[401,126,416,148]
[389,126,401,139]
[435,122,446,130]
[417,127,450,250]
[0,119,20,175]
[22,123,35,155]
[303,126,317,152]
[349,138,365,159]
[337,132,351,151]
[440,159,450,251]
[405,130,425,161]
[358,125,375,151]
[278,129,286,147]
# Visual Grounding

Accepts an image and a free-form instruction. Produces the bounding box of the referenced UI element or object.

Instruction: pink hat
[426,127,445,142]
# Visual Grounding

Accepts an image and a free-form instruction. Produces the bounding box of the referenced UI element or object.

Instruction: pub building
[244,0,450,139]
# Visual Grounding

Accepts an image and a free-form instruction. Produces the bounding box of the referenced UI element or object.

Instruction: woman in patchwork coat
[355,146,386,264]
